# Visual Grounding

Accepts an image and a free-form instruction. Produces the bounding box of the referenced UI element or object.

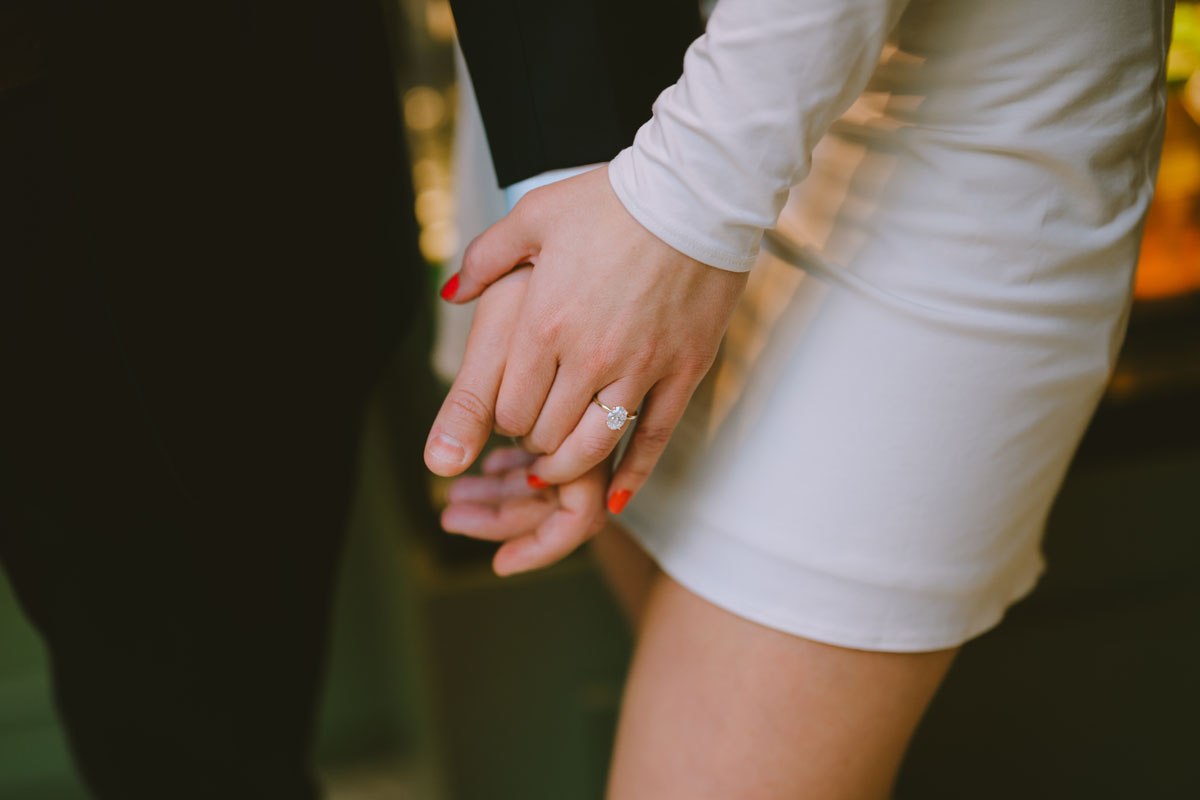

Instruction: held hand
[430,166,747,508]
[442,448,609,576]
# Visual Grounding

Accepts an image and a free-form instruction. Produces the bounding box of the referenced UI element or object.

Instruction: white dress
[609,0,1171,651]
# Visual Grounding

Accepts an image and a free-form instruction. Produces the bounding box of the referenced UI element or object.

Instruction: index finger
[424,268,531,476]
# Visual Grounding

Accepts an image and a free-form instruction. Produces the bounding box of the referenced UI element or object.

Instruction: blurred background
[1,2,1197,798]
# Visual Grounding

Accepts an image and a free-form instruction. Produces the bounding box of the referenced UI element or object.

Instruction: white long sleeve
[608,0,909,271]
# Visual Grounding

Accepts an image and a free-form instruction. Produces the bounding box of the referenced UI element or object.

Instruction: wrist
[504,163,606,212]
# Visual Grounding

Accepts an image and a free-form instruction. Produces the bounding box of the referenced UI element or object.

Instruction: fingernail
[427,433,467,466]
[607,489,632,514]
[527,474,550,489]
[439,272,459,301]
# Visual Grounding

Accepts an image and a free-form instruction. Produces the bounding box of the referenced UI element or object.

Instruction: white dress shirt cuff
[503,163,606,212]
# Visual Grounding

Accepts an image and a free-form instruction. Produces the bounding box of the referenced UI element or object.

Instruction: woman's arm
[428,0,911,559]
[609,0,910,271]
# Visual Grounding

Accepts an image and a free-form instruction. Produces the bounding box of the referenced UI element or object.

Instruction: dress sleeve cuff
[608,147,761,273]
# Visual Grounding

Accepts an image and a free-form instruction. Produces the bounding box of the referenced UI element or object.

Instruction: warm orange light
[1135,88,1200,300]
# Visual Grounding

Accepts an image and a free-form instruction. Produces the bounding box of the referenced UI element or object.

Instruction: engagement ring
[592,395,639,431]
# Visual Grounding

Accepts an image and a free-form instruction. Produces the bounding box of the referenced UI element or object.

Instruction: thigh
[589,523,659,628]
[608,574,957,800]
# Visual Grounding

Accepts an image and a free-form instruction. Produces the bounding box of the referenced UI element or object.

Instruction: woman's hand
[442,447,610,576]
[422,269,609,575]
[426,166,747,511]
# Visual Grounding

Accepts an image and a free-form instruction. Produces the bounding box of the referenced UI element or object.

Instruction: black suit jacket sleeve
[450,0,703,188]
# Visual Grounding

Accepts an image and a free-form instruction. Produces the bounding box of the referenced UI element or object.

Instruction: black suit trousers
[0,2,416,797]
[0,0,701,796]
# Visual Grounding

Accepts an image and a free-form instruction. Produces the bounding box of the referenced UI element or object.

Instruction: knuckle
[460,236,485,278]
[513,187,548,223]
[445,387,493,430]
[525,428,559,457]
[619,459,655,485]
[592,340,655,382]
[633,423,675,453]
[579,432,614,463]
[528,314,561,349]
[626,340,661,375]
[584,343,616,377]
[494,402,535,438]
[677,350,715,380]
[591,332,645,377]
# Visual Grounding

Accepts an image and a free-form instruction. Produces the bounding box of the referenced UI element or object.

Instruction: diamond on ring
[592,395,639,432]
[605,405,629,431]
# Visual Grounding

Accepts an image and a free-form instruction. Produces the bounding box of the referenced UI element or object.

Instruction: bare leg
[607,574,957,800]
[589,522,659,629]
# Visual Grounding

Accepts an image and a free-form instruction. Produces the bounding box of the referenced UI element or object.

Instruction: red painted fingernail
[527,474,550,489]
[607,489,632,514]
[439,272,459,301]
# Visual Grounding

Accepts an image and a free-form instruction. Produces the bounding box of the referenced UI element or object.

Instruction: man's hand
[426,166,747,510]
[442,447,609,576]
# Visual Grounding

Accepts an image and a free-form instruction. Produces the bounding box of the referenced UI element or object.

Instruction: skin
[432,268,610,575]
[609,571,957,800]
[433,171,956,796]
[443,465,957,798]
[425,166,747,542]
[441,444,610,576]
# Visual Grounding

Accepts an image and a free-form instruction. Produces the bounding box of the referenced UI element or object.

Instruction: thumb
[441,204,540,304]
